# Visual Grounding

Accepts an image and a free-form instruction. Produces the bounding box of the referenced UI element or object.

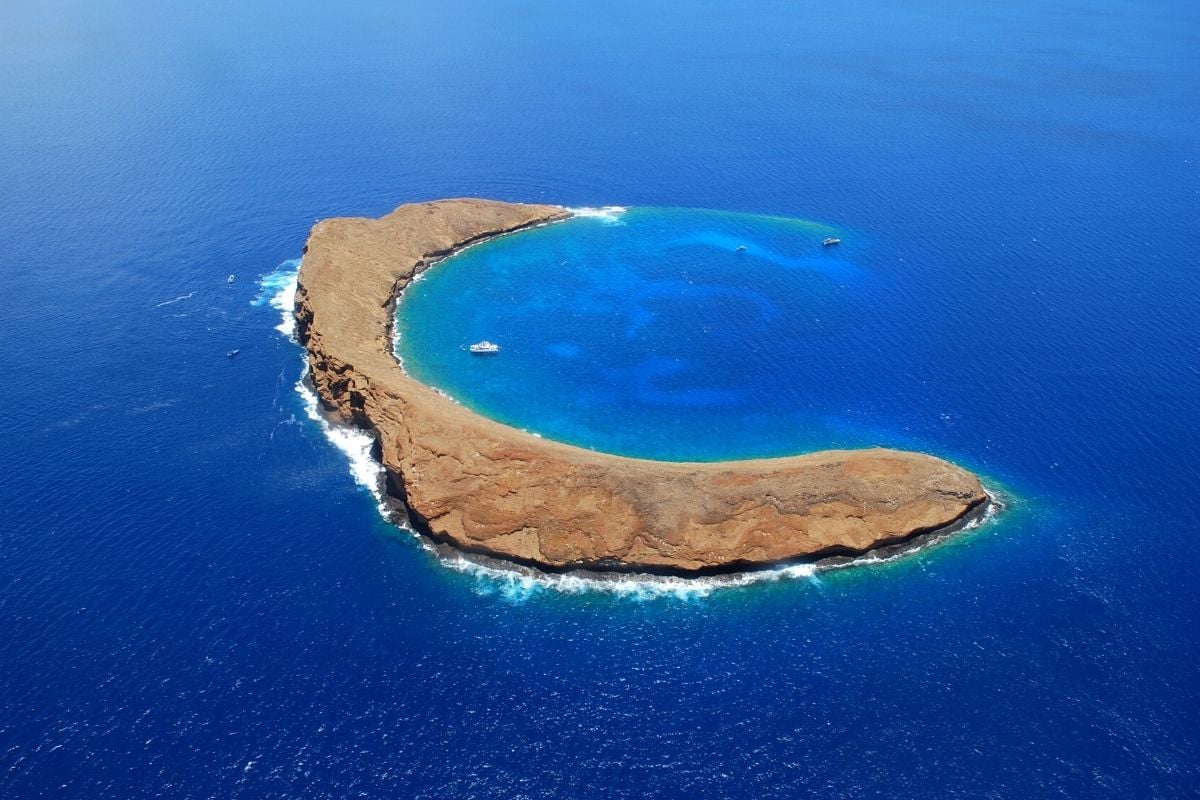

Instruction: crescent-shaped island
[294,199,989,575]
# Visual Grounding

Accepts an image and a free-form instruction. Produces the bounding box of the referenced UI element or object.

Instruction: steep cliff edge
[295,199,988,574]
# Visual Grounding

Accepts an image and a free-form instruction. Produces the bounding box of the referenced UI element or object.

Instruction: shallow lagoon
[397,207,909,461]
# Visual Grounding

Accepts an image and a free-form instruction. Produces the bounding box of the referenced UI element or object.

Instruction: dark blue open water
[2,1,1198,797]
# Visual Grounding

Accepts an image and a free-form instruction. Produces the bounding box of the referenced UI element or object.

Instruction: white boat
[469,340,500,354]
[822,237,841,247]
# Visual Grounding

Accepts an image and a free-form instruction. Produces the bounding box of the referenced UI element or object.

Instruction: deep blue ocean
[2,1,1198,797]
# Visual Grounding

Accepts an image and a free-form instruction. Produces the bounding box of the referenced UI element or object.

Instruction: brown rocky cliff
[295,199,988,573]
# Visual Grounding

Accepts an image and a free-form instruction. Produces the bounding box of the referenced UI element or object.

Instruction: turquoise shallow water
[396,207,919,461]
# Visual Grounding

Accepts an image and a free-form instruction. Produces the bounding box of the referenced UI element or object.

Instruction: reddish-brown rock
[295,199,988,573]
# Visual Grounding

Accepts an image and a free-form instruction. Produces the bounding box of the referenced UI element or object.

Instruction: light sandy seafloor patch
[257,244,1001,601]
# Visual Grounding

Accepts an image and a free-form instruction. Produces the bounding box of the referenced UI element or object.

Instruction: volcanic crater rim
[295,198,991,575]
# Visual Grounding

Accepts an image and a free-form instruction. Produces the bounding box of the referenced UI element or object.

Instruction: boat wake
[155,292,194,308]
[256,252,1000,602]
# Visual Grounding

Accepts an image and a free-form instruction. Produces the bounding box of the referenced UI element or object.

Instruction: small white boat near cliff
[469,340,500,354]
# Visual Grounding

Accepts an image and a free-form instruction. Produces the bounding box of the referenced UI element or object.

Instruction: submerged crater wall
[295,199,988,574]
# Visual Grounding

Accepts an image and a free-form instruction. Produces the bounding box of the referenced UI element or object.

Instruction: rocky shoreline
[295,199,989,574]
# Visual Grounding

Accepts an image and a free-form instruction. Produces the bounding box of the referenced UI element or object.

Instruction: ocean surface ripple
[1,0,1197,796]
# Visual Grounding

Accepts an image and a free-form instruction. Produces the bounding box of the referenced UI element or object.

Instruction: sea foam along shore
[252,257,301,337]
[257,256,1000,601]
[565,205,627,223]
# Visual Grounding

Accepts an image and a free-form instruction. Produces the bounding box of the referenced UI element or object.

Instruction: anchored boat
[469,340,500,354]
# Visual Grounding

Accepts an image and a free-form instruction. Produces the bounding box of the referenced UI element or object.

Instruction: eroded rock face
[295,199,988,573]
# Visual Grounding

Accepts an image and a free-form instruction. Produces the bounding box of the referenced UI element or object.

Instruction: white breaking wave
[256,251,1001,601]
[252,258,301,336]
[567,205,628,224]
[295,375,386,507]
[255,259,389,509]
[439,494,1000,602]
[442,556,821,602]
